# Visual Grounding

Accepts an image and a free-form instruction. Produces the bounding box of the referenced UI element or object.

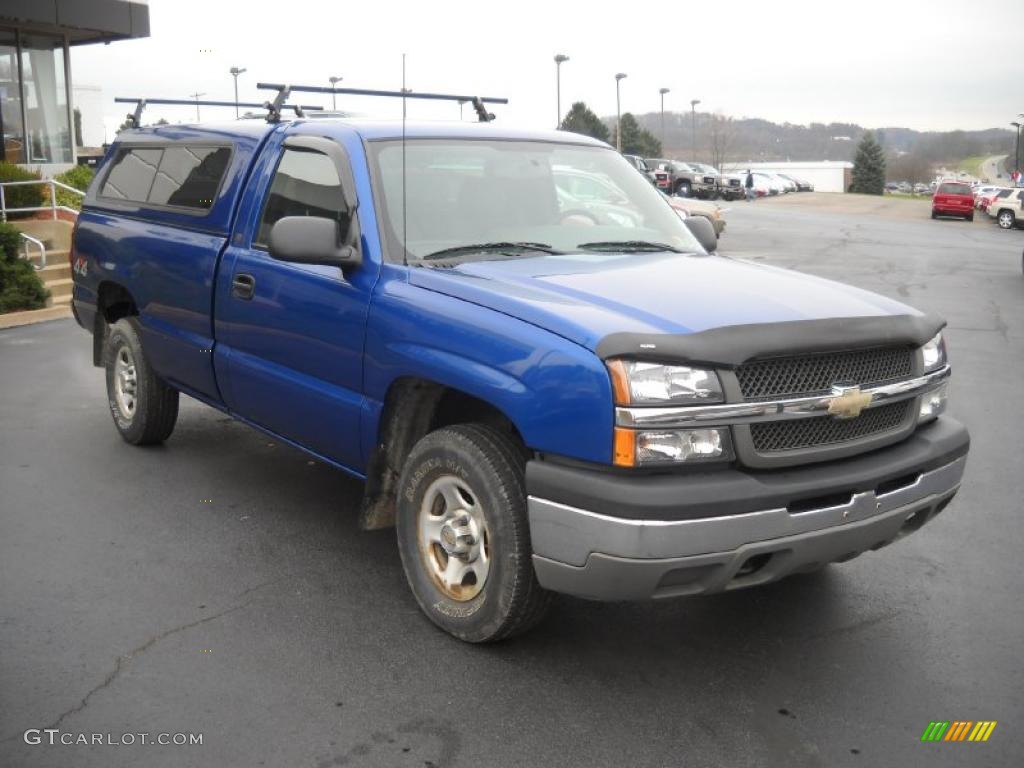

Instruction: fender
[361,273,614,467]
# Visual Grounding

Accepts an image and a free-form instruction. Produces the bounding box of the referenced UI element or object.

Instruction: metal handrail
[0,178,85,222]
[18,232,47,270]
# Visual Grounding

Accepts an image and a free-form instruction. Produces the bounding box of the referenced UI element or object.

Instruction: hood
[409,252,923,355]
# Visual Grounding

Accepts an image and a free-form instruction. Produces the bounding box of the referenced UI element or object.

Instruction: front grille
[703,176,716,184]
[736,347,914,401]
[750,401,911,452]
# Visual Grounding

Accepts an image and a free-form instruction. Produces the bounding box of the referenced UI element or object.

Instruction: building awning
[0,0,150,44]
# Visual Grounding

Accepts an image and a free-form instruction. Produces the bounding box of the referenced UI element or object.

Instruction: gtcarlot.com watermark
[24,729,202,746]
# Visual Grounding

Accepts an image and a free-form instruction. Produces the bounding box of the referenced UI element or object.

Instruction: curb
[0,306,73,330]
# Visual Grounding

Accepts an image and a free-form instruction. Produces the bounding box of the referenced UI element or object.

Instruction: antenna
[401,53,408,268]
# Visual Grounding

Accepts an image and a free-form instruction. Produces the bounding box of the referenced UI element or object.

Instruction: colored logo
[920,721,997,742]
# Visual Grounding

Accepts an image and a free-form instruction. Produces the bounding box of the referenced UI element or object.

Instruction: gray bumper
[529,455,966,600]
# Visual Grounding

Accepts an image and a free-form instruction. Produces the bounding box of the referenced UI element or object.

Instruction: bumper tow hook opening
[735,553,773,579]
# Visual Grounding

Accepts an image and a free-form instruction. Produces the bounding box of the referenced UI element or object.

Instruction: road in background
[979,154,1008,182]
[2,202,1023,767]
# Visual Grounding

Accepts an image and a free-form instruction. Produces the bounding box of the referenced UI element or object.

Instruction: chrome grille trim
[614,365,949,429]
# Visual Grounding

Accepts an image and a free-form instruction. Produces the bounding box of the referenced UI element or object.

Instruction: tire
[930,209,937,219]
[396,423,552,642]
[676,180,692,197]
[997,210,1015,229]
[966,213,974,222]
[104,317,179,445]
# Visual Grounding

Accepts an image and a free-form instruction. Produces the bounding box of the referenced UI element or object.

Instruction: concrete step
[39,262,71,282]
[26,248,69,271]
[46,278,73,302]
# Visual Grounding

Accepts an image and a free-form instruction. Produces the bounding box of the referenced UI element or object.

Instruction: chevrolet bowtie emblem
[827,385,872,419]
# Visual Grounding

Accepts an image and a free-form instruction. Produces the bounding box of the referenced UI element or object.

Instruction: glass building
[0,1,149,170]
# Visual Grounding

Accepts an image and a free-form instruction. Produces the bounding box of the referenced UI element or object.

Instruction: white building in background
[72,84,104,147]
[723,161,854,193]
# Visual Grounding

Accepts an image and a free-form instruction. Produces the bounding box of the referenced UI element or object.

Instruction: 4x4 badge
[827,385,872,420]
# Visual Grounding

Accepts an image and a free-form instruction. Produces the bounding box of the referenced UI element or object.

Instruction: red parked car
[931,182,974,221]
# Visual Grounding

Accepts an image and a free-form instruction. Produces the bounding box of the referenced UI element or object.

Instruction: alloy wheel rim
[417,475,490,601]
[114,345,138,419]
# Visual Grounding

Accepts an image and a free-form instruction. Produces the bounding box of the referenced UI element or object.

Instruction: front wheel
[104,317,179,445]
[396,424,552,642]
[676,181,692,197]
[997,210,1015,229]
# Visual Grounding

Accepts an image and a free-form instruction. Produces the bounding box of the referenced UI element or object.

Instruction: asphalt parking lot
[2,200,1022,767]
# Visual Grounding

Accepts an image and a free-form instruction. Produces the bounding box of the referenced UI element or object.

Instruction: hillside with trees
[561,103,1014,182]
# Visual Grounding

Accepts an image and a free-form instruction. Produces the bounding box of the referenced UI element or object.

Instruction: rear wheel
[104,317,179,445]
[966,212,974,222]
[930,209,938,219]
[396,424,552,642]
[997,210,1015,229]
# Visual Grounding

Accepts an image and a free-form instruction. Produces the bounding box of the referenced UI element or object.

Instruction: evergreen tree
[613,113,662,157]
[559,102,609,143]
[851,132,886,194]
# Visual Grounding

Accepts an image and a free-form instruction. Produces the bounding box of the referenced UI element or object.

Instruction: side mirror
[268,216,361,269]
[684,215,718,253]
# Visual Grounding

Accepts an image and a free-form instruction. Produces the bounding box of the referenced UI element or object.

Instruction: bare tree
[708,113,736,171]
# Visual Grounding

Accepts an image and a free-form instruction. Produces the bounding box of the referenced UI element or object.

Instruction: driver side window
[255,147,347,247]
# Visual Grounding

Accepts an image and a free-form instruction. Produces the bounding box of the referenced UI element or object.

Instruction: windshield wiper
[576,240,685,253]
[421,242,562,261]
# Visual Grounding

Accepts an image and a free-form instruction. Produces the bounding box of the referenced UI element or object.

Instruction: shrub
[0,220,50,312]
[53,165,95,211]
[0,162,46,214]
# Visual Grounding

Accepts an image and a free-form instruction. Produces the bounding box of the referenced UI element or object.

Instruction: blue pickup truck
[70,115,969,642]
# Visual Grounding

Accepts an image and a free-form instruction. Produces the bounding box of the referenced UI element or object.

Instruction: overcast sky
[72,0,1023,139]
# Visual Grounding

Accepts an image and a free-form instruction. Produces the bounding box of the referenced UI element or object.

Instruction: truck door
[214,134,375,472]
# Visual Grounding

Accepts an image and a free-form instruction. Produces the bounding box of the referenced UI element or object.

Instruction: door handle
[232,273,255,300]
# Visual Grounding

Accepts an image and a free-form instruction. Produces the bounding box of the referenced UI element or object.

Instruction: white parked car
[753,173,784,195]
[986,188,1024,229]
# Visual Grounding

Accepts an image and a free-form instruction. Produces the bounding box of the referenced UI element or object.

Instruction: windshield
[370,139,703,262]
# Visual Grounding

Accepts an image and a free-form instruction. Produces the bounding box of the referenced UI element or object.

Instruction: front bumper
[528,418,969,600]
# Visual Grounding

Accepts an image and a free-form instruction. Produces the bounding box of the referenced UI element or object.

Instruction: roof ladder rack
[256,83,508,122]
[114,97,325,127]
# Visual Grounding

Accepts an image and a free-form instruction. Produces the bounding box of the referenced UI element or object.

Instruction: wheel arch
[359,376,526,531]
[92,281,139,366]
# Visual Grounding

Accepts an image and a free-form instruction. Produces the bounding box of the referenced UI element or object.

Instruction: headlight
[614,427,734,467]
[607,360,724,404]
[921,333,947,372]
[918,383,948,424]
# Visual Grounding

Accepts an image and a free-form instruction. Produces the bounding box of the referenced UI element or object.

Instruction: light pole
[329,76,343,110]
[189,92,206,122]
[659,88,670,148]
[554,54,569,128]
[1012,120,1022,180]
[615,73,627,152]
[458,98,467,120]
[229,67,246,118]
[690,98,701,159]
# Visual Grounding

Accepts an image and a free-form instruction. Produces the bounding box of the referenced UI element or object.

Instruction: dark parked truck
[71,116,969,642]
